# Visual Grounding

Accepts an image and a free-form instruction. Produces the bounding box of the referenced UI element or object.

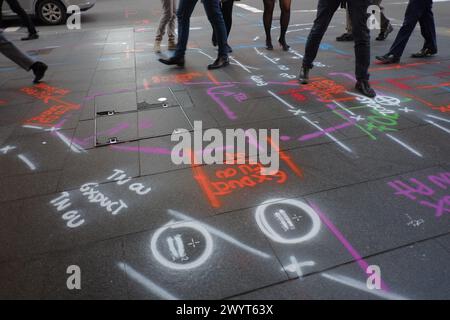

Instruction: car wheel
[37,0,67,25]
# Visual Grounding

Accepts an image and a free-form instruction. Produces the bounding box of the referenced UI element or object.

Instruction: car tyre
[37,0,67,25]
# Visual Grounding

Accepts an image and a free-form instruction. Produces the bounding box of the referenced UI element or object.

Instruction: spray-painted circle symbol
[255,198,321,244]
[150,221,213,270]
[374,96,401,106]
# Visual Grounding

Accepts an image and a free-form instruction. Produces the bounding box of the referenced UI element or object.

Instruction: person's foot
[376,24,393,41]
[375,54,400,64]
[207,56,229,70]
[21,33,39,41]
[158,56,185,67]
[31,61,48,83]
[355,80,376,98]
[266,39,273,50]
[298,66,310,85]
[411,48,437,58]
[279,39,290,51]
[212,36,217,47]
[336,33,353,42]
[226,44,233,54]
[154,40,162,53]
[168,38,177,51]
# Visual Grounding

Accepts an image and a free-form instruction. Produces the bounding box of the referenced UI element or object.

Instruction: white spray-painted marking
[168,209,271,259]
[322,273,408,300]
[17,154,36,170]
[117,262,178,300]
[386,134,423,157]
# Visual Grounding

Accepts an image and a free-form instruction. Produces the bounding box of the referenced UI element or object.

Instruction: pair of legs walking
[154,0,177,53]
[159,0,230,70]
[263,0,292,51]
[376,0,437,64]
[299,0,375,97]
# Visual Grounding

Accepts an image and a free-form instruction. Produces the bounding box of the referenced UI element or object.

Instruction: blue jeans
[388,0,437,58]
[174,0,229,58]
[303,0,371,81]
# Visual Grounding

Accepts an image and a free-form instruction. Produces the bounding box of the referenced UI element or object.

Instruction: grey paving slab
[0,170,61,203]
[0,258,46,299]
[138,107,192,138]
[435,234,450,253]
[95,113,138,145]
[304,175,450,259]
[122,209,287,299]
[235,239,450,300]
[58,142,140,191]
[40,238,128,300]
[0,0,449,299]
[0,130,72,176]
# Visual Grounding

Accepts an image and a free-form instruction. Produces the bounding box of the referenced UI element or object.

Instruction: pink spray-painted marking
[206,85,238,120]
[308,201,390,292]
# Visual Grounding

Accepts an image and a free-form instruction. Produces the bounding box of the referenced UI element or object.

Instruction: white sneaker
[154,40,162,53]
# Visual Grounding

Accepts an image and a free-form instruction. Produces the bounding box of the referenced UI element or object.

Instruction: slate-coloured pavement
[0,0,449,299]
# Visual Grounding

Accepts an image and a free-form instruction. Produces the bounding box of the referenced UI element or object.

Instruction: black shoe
[355,80,376,98]
[376,24,393,41]
[21,33,39,41]
[298,66,310,85]
[158,56,185,67]
[336,33,353,42]
[212,36,217,47]
[411,48,437,58]
[266,40,273,50]
[226,44,233,54]
[375,54,400,64]
[279,39,290,51]
[207,56,229,70]
[31,61,48,83]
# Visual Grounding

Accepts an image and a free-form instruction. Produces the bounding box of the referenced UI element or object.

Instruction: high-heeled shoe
[266,40,274,51]
[279,39,290,51]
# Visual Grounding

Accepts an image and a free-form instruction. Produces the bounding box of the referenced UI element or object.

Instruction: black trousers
[388,0,437,58]
[303,0,370,81]
[0,0,37,34]
[212,0,234,44]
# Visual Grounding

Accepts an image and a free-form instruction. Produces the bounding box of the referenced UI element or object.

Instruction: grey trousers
[156,0,177,40]
[346,0,390,33]
[0,31,35,70]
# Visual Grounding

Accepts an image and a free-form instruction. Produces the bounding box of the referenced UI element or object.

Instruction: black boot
[21,33,39,41]
[158,56,185,67]
[376,24,393,41]
[411,48,437,58]
[31,61,48,83]
[298,66,310,85]
[279,38,290,51]
[336,33,353,42]
[375,54,400,64]
[207,56,229,70]
[355,80,376,98]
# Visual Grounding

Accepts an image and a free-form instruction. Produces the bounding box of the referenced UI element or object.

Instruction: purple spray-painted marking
[308,201,390,292]
[111,144,234,156]
[207,85,239,120]
[298,120,355,141]
[111,144,172,155]
[72,122,131,147]
[138,119,152,129]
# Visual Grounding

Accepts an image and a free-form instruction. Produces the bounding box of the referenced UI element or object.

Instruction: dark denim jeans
[388,0,437,58]
[174,0,229,58]
[303,0,371,81]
